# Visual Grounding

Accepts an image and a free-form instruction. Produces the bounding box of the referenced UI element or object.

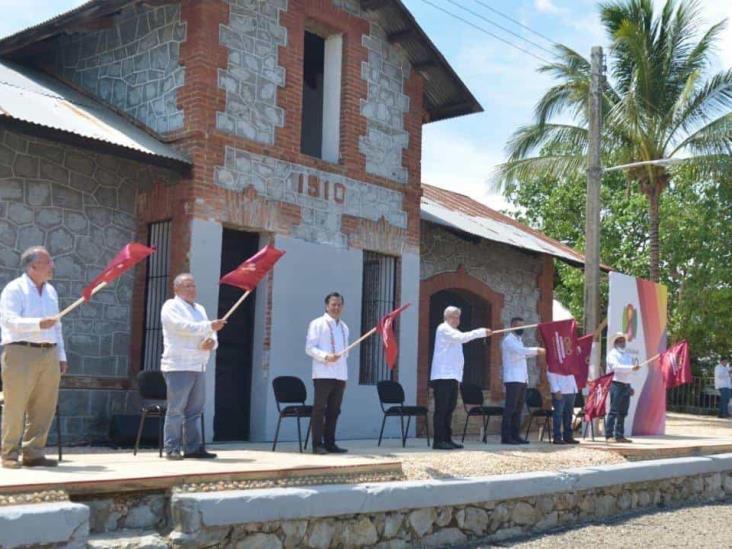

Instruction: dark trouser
[432,379,458,444]
[605,381,631,439]
[552,393,576,441]
[719,388,731,418]
[502,382,527,442]
[311,378,346,449]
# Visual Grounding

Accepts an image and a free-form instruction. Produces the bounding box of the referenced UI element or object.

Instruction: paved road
[471,500,732,548]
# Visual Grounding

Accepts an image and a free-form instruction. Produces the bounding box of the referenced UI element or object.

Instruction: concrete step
[87,529,168,549]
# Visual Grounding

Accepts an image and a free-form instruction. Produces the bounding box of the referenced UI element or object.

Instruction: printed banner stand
[607,272,668,435]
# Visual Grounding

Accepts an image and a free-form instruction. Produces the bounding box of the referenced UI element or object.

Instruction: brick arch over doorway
[418,266,505,406]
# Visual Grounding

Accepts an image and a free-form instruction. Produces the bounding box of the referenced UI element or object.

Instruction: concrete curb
[0,501,89,549]
[172,453,732,529]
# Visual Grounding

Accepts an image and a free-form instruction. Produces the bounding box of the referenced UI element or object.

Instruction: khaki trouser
[1,344,60,461]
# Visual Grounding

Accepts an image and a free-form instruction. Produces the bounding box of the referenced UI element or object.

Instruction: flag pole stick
[56,282,108,319]
[638,353,661,368]
[490,323,539,336]
[222,290,252,321]
[339,327,377,356]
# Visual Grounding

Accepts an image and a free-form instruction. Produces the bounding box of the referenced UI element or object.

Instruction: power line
[446,0,556,57]
[472,0,559,46]
[419,0,553,65]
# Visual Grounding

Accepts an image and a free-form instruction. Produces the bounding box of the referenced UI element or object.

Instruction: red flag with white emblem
[82,242,155,301]
[660,341,692,389]
[538,319,578,375]
[219,245,285,291]
[574,334,594,390]
[378,303,410,370]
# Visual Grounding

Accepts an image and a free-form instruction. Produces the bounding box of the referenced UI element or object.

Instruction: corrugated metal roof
[0,60,189,165]
[421,184,610,270]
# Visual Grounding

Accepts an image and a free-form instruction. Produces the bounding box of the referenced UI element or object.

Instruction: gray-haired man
[0,246,67,469]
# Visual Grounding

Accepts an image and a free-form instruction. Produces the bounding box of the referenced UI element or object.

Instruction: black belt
[612,380,630,386]
[7,341,56,349]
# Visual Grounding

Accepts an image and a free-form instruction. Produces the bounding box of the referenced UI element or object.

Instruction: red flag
[584,372,615,421]
[377,303,410,369]
[660,341,692,389]
[538,319,578,375]
[574,334,594,390]
[82,242,155,301]
[219,245,285,291]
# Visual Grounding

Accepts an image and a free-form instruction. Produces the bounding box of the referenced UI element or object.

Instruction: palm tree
[497,0,732,281]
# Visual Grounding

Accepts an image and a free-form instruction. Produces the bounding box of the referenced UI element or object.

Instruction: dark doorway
[428,289,491,388]
[214,229,259,441]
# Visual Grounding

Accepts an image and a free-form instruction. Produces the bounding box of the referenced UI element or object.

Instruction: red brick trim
[418,266,505,407]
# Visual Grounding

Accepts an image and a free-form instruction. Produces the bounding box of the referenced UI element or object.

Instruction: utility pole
[584,46,603,381]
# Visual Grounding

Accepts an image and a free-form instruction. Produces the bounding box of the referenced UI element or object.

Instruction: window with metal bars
[359,251,398,385]
[140,220,171,371]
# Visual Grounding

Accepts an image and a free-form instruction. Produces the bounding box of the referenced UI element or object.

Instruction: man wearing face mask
[501,317,545,444]
[430,306,491,450]
[605,332,640,443]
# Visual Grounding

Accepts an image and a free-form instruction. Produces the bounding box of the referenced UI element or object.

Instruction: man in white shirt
[0,246,67,469]
[160,273,226,460]
[714,357,731,418]
[305,292,349,455]
[547,371,579,445]
[605,332,639,442]
[430,306,490,450]
[500,317,545,444]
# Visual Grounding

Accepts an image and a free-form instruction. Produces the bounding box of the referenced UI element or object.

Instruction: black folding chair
[459,382,504,443]
[524,388,553,442]
[376,380,430,447]
[133,370,206,457]
[272,376,312,452]
[0,366,62,460]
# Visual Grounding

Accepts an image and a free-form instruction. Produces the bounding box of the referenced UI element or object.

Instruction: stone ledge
[0,501,89,549]
[172,453,732,529]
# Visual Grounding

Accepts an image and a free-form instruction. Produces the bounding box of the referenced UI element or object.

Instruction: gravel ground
[396,445,627,480]
[468,499,732,548]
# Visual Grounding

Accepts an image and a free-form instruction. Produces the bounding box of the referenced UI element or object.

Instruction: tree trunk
[648,187,660,282]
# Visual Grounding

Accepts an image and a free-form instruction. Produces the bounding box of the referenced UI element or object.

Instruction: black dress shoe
[500,439,520,445]
[448,441,464,449]
[564,438,581,444]
[312,446,328,455]
[184,450,217,459]
[165,451,184,461]
[433,441,454,450]
[552,439,566,445]
[515,438,530,444]
[23,457,58,467]
[325,445,348,454]
[615,437,633,443]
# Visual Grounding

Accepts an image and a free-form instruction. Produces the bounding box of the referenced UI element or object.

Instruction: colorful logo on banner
[622,304,638,342]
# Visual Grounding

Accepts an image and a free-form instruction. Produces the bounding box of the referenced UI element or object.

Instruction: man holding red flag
[0,246,67,468]
[305,292,350,455]
[160,273,226,460]
[605,333,640,443]
[430,306,491,450]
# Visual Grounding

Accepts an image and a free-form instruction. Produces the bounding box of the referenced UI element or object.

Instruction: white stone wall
[54,4,187,134]
[215,146,407,248]
[359,23,411,184]
[216,0,288,145]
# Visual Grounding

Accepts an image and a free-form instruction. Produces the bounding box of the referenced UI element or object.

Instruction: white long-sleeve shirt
[160,296,217,372]
[714,364,732,390]
[501,332,540,384]
[305,313,349,381]
[547,372,578,394]
[606,346,636,384]
[430,322,487,382]
[0,273,66,361]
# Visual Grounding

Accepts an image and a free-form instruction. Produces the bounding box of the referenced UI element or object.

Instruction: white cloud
[534,0,560,14]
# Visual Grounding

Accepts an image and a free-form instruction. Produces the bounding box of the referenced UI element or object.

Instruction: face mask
[515,329,524,336]
[616,343,626,350]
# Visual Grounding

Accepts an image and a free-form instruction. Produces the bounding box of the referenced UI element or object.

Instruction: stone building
[0,1,588,445]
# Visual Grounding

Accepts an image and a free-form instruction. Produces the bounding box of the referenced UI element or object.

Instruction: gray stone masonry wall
[332,0,411,184]
[0,128,177,443]
[215,146,406,247]
[359,22,411,184]
[421,221,544,386]
[217,0,287,145]
[53,3,186,134]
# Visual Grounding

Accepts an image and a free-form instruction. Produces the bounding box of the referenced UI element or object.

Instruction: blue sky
[1,0,729,209]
